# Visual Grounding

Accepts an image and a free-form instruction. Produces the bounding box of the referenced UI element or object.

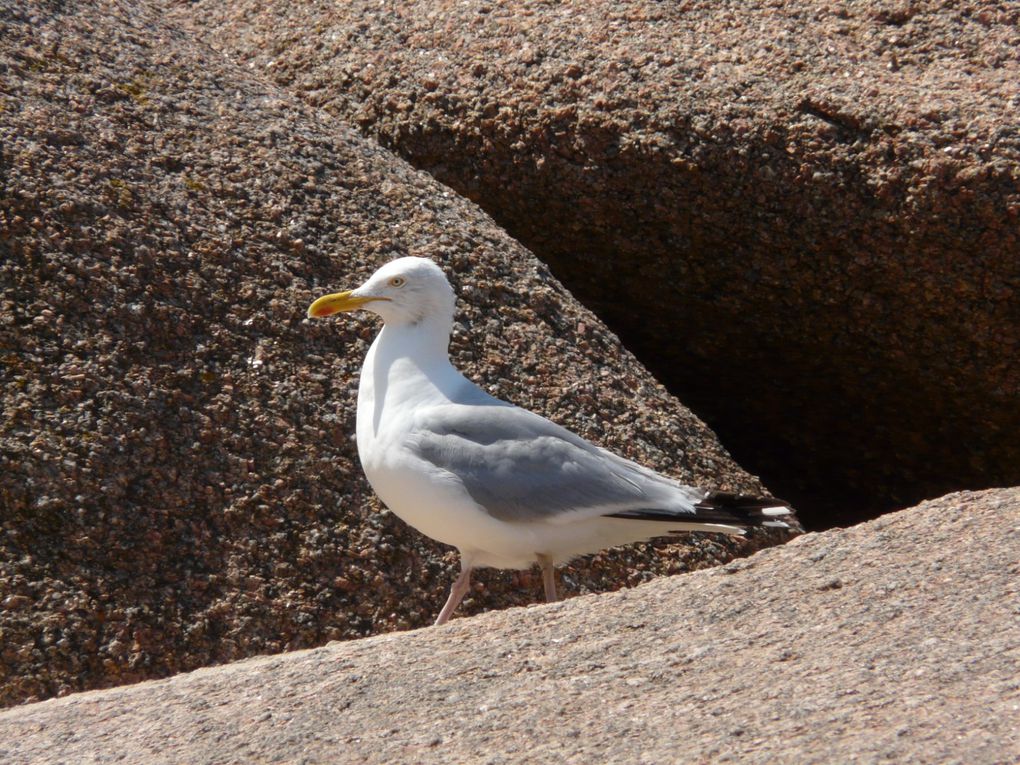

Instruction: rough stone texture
[0,1,792,708]
[1,488,1017,764]
[174,0,1020,526]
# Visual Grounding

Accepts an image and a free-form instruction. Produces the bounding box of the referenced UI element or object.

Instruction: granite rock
[1,488,1016,764]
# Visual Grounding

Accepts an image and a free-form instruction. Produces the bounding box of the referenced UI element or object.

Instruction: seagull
[307,257,792,625]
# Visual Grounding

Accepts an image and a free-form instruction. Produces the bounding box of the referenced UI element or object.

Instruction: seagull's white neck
[379,314,453,364]
[357,314,463,440]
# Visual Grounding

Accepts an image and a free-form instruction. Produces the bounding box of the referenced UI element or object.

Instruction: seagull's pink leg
[536,553,558,602]
[434,562,472,626]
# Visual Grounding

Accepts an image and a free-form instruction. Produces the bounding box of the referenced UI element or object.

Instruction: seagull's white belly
[363,453,474,541]
[360,444,536,567]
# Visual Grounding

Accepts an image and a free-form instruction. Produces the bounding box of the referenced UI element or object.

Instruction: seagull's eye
[389,276,406,288]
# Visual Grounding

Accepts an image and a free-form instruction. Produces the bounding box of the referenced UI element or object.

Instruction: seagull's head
[306,256,456,327]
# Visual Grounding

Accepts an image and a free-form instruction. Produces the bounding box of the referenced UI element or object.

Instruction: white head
[307,256,456,328]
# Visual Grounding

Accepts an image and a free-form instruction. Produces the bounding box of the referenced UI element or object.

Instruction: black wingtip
[605,492,797,530]
[694,491,795,529]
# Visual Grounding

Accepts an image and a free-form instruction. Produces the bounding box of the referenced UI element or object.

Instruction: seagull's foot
[434,563,472,626]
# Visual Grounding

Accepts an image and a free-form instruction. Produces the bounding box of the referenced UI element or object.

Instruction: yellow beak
[306,291,387,318]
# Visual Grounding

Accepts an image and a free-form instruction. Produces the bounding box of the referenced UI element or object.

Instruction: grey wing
[405,402,700,523]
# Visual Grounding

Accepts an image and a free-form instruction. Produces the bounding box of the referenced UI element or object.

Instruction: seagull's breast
[354,334,505,552]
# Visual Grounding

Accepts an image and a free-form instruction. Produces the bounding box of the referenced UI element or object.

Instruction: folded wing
[406,403,704,524]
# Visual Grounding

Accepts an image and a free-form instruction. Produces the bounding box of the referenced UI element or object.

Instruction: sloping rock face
[0,1,787,707]
[2,488,1017,764]
[175,0,1020,526]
